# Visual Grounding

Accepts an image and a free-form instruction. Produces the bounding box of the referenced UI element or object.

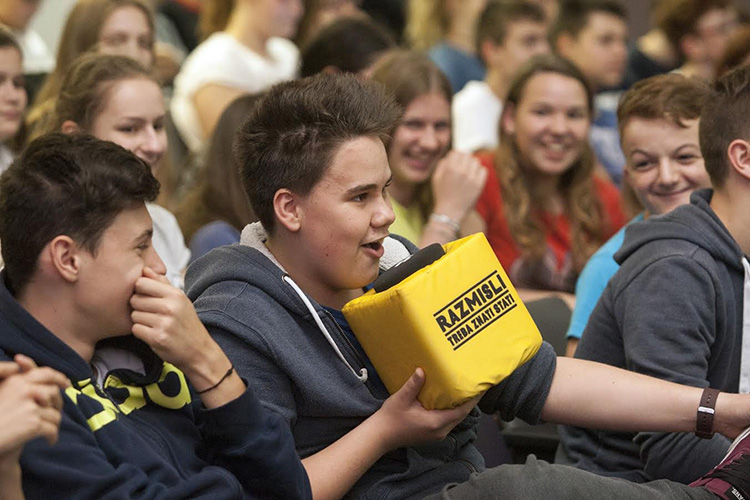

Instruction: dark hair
[235,73,401,233]
[550,0,627,43]
[700,65,750,189]
[497,54,602,271]
[0,25,21,54]
[617,73,709,136]
[37,53,155,139]
[300,16,396,78]
[177,93,262,242]
[0,133,159,294]
[476,1,546,57]
[655,0,731,58]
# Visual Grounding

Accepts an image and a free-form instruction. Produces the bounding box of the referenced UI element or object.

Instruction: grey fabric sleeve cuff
[478,341,557,424]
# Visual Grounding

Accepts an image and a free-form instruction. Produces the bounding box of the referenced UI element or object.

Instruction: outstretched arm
[542,357,746,440]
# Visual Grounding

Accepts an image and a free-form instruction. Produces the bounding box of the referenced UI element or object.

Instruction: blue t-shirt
[189,220,241,263]
[566,213,645,339]
[323,306,389,395]
[428,42,485,94]
[590,92,626,186]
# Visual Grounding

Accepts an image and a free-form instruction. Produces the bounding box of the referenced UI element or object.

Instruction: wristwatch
[696,388,720,439]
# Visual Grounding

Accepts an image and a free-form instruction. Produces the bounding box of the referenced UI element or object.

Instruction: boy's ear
[727,138,750,181]
[44,235,82,283]
[480,39,500,67]
[554,32,574,58]
[273,188,302,232]
[61,120,80,135]
[501,103,517,136]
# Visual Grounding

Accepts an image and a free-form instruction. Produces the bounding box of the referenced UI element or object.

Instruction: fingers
[0,361,20,380]
[23,383,63,411]
[133,273,175,299]
[14,354,37,372]
[393,368,426,403]
[432,152,486,202]
[143,266,171,285]
[38,406,62,445]
[130,293,170,314]
[21,366,70,391]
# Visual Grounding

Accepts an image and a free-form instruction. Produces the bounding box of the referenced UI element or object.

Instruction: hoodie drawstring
[740,257,750,393]
[282,275,369,383]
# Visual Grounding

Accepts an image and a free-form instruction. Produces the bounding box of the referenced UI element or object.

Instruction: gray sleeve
[616,256,729,482]
[478,341,557,424]
[204,318,299,427]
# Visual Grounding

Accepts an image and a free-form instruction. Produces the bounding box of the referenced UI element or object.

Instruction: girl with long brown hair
[477,55,625,294]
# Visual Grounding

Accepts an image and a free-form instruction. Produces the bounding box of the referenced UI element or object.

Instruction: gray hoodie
[185,222,557,499]
[559,189,744,483]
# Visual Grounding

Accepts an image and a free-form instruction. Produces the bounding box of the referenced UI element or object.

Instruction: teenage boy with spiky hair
[187,72,750,500]
[0,133,311,499]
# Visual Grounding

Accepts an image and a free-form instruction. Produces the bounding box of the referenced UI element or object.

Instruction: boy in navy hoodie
[187,72,750,500]
[0,133,311,499]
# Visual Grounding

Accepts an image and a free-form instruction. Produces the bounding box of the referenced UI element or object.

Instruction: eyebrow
[118,115,165,122]
[133,229,153,245]
[629,143,699,157]
[344,176,392,196]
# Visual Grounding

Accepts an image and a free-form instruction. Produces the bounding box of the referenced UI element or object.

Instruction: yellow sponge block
[342,233,543,410]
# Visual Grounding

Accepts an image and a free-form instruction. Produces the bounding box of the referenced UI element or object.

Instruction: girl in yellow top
[370,50,486,248]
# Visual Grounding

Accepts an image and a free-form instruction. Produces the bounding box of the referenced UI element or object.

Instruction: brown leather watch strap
[696,388,720,439]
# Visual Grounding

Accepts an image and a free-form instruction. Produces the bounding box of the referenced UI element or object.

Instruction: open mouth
[361,238,386,259]
[362,241,383,252]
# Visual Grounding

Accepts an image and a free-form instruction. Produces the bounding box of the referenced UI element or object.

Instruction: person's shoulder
[614,234,714,291]
[190,221,241,262]
[189,247,287,318]
[454,81,494,106]
[267,37,300,60]
[178,32,244,73]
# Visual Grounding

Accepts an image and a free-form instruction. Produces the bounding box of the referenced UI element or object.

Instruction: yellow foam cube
[342,233,543,410]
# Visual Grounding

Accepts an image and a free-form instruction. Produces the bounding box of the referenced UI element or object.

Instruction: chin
[354,268,380,289]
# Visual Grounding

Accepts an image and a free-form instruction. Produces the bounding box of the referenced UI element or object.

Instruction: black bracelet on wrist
[196,365,235,395]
